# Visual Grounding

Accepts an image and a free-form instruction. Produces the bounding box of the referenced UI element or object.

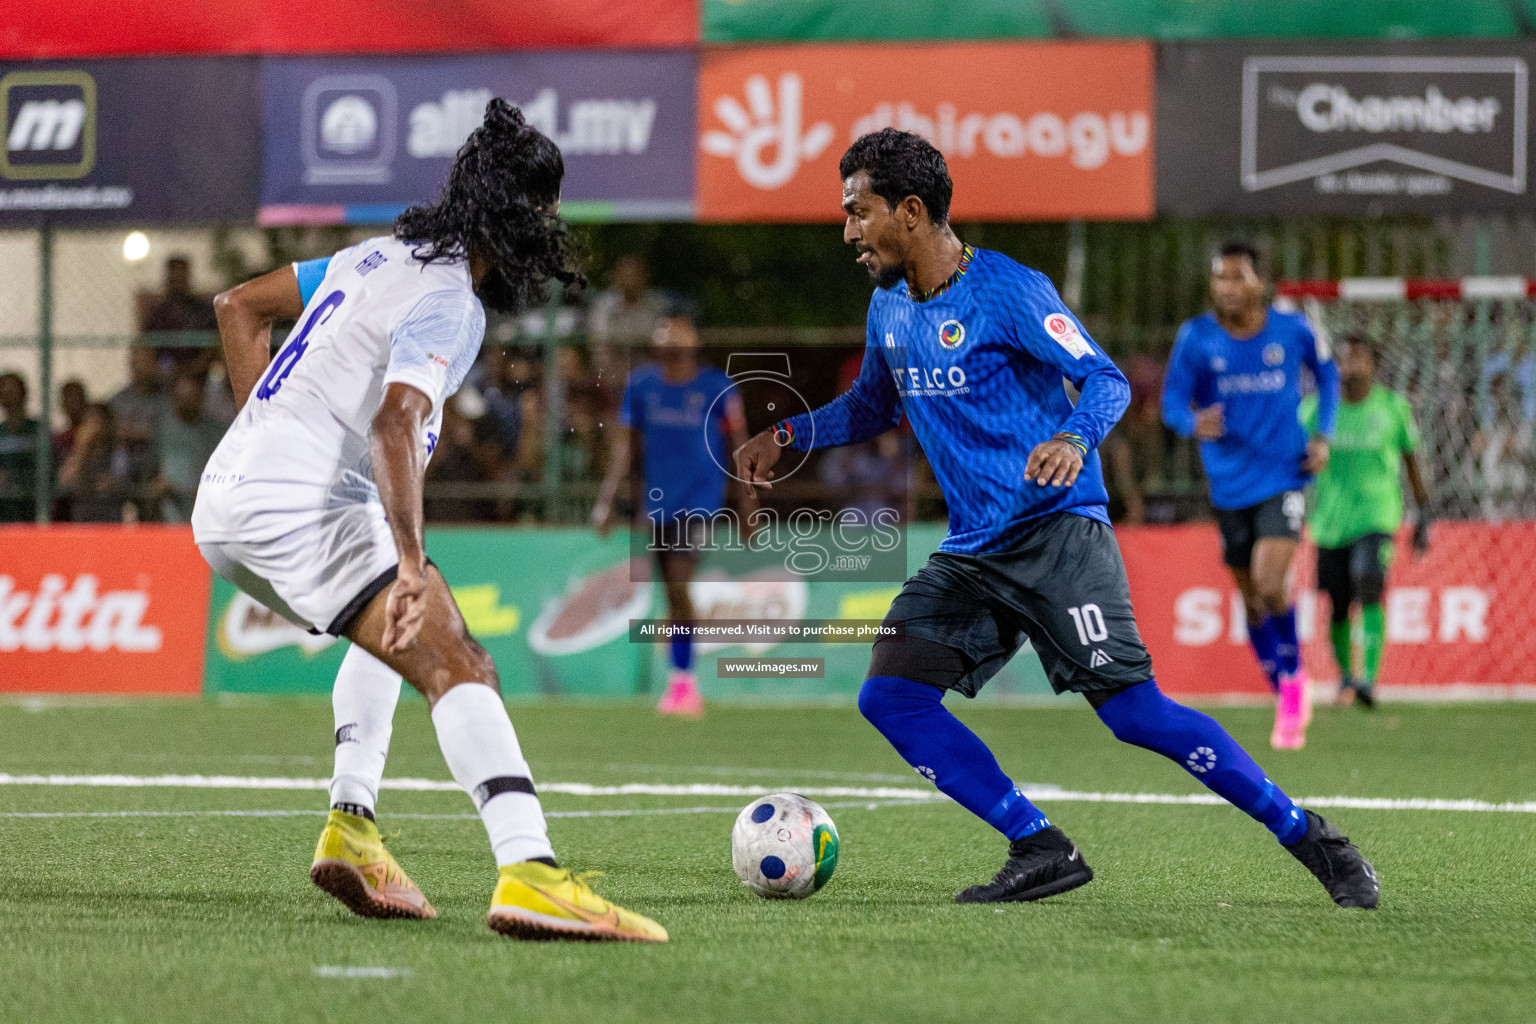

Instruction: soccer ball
[731,793,839,899]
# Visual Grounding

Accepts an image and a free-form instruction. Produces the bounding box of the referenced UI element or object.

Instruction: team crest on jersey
[1263,342,1285,366]
[1211,356,1228,372]
[1043,313,1091,360]
[937,320,966,349]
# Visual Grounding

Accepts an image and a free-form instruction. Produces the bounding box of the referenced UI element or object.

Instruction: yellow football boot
[310,809,436,920]
[487,861,668,942]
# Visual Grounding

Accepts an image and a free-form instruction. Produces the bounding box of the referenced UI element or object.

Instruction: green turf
[1,697,1533,1023]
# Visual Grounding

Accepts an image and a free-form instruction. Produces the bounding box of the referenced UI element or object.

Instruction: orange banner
[698,41,1154,223]
[0,526,210,694]
[1118,522,1529,697]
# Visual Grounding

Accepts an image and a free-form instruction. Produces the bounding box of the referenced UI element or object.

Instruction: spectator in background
[588,255,668,409]
[52,379,88,462]
[0,372,37,522]
[589,255,668,351]
[51,379,90,522]
[474,347,525,458]
[110,346,170,493]
[152,370,228,523]
[1104,354,1173,525]
[425,398,502,522]
[140,256,218,336]
[57,403,133,523]
[819,432,905,519]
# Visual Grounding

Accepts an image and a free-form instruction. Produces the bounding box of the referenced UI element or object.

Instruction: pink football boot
[1271,670,1310,749]
[656,671,704,718]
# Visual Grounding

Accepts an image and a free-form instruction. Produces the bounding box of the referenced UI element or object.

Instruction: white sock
[430,682,555,867]
[328,644,403,817]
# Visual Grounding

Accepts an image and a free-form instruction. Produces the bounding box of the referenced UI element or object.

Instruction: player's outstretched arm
[370,382,433,653]
[592,426,632,538]
[213,266,305,412]
[736,344,902,496]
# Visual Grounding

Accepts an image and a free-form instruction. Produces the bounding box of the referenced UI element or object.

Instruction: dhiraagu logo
[2,70,96,180]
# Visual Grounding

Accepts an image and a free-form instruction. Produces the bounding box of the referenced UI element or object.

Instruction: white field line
[0,799,932,821]
[0,773,942,800]
[0,772,1533,814]
[313,966,411,979]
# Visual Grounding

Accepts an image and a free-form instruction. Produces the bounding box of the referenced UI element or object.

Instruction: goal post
[1269,277,1536,695]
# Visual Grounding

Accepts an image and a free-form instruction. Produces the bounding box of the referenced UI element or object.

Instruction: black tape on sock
[331,801,375,821]
[472,775,538,810]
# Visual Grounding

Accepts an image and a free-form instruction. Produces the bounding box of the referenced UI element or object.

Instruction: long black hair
[395,98,584,314]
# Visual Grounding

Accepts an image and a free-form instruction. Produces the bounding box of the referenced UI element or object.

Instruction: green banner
[703,0,1536,43]
[201,525,1054,702]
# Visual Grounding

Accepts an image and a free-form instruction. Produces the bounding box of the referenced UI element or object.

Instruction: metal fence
[2,214,1532,525]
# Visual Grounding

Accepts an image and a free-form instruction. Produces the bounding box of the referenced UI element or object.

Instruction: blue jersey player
[735,130,1375,909]
[594,311,748,717]
[1162,243,1341,749]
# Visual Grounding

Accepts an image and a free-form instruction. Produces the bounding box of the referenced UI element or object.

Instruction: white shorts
[196,497,399,636]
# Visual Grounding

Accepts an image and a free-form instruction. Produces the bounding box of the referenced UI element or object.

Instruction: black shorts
[1316,533,1393,620]
[1214,490,1307,570]
[876,512,1154,697]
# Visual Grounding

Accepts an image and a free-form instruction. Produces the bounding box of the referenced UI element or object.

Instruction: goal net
[1273,277,1536,695]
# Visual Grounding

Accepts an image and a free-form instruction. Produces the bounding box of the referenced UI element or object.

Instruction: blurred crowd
[1,251,1517,526]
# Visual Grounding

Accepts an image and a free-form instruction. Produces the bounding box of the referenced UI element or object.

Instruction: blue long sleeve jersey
[776,247,1130,554]
[1161,308,1341,510]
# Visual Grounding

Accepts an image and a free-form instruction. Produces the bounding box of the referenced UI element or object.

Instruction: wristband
[1052,431,1088,455]
[772,420,796,447]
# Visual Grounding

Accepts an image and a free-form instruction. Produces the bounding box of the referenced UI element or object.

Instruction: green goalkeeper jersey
[1300,384,1420,549]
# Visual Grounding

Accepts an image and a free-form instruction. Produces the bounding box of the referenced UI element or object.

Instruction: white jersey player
[193,99,666,942]
[194,234,480,635]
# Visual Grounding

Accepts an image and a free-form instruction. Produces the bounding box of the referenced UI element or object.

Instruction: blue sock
[1271,607,1300,677]
[1095,679,1308,846]
[859,676,1050,840]
[1248,616,1280,692]
[669,632,693,672]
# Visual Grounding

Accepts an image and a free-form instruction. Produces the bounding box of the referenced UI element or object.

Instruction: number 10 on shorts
[1067,604,1108,645]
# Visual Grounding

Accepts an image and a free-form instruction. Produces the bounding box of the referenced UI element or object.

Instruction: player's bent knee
[1092,680,1166,748]
[857,674,940,725]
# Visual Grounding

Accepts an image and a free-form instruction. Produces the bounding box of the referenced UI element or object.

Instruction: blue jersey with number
[621,364,740,521]
[1161,309,1340,510]
[776,247,1130,554]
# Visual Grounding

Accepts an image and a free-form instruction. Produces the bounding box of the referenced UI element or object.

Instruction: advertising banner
[259,52,698,225]
[1158,41,1536,216]
[202,525,1055,702]
[0,526,210,694]
[2,1,698,59]
[702,0,1534,45]
[1118,523,1528,696]
[0,57,260,225]
[697,42,1153,223]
